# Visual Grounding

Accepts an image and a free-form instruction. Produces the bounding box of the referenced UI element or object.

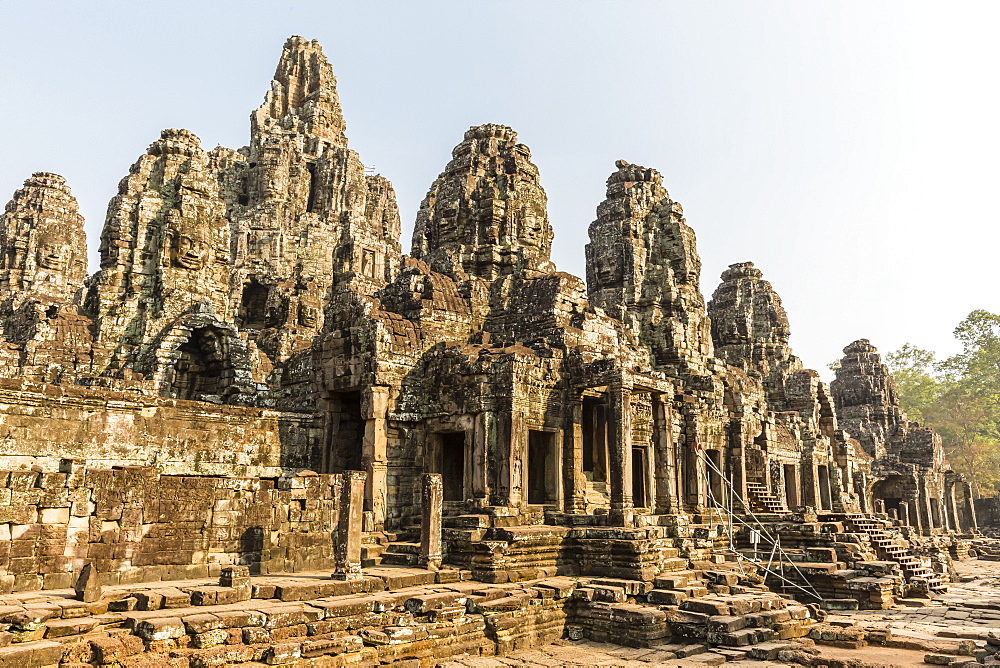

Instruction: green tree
[884,344,940,424]
[885,312,1000,496]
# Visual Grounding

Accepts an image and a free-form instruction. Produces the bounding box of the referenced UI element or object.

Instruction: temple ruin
[0,36,990,667]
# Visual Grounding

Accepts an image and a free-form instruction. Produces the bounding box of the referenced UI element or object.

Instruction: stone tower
[585,160,712,374]
[229,36,401,362]
[412,124,554,281]
[0,172,96,382]
[0,172,87,307]
[85,129,233,369]
[830,339,906,459]
[708,261,802,398]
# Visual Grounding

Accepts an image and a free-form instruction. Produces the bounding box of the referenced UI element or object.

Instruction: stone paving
[440,560,1000,667]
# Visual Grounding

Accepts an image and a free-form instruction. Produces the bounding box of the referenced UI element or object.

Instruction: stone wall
[0,464,339,593]
[0,380,318,477]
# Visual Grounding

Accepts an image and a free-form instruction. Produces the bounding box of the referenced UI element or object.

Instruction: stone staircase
[582,473,609,513]
[745,482,787,514]
[847,514,948,594]
[364,527,421,567]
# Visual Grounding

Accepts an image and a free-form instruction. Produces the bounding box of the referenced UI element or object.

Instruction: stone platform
[0,563,819,667]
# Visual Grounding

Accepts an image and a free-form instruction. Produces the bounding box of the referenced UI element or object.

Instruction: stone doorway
[323,390,363,473]
[818,465,832,511]
[783,464,799,509]
[528,430,556,505]
[438,432,466,503]
[582,396,608,482]
[632,447,647,508]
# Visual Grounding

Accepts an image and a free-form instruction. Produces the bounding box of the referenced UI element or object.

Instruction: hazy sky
[1,1,997,376]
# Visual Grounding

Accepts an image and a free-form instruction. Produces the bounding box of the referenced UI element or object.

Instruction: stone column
[419,473,443,571]
[472,412,489,505]
[333,470,366,580]
[919,483,934,535]
[728,423,747,514]
[565,399,585,513]
[962,481,978,532]
[653,394,675,514]
[906,492,923,534]
[944,477,959,532]
[684,410,707,512]
[361,386,389,531]
[608,381,633,526]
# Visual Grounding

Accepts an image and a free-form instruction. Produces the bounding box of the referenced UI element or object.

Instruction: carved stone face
[297,302,319,327]
[593,245,624,288]
[36,236,68,271]
[173,233,205,270]
[519,198,548,249]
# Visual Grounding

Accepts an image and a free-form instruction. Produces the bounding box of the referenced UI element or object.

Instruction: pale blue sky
[1,1,997,375]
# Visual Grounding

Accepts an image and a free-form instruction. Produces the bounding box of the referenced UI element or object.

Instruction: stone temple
[0,36,990,666]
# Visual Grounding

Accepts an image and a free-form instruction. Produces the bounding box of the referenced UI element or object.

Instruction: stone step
[384,541,420,555]
[381,552,419,566]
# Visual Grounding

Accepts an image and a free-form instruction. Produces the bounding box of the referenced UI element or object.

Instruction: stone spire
[87,129,232,361]
[830,339,906,459]
[251,35,347,147]
[708,261,802,395]
[585,160,712,373]
[412,124,554,281]
[0,172,87,306]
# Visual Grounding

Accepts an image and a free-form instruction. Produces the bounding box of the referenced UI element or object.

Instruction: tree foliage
[885,311,1000,497]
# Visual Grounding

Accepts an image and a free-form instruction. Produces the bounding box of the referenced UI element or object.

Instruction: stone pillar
[565,398,586,513]
[472,411,489,504]
[361,386,389,531]
[918,483,933,535]
[608,381,633,526]
[653,394,675,514]
[487,410,513,507]
[944,478,959,532]
[962,481,978,532]
[419,473,443,571]
[728,425,747,513]
[906,493,923,534]
[333,470,366,580]
[685,411,708,512]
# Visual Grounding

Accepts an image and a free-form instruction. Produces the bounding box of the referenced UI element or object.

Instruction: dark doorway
[528,431,554,505]
[632,447,647,508]
[817,465,832,510]
[439,432,465,502]
[706,449,724,507]
[783,464,799,509]
[582,396,607,482]
[324,391,363,473]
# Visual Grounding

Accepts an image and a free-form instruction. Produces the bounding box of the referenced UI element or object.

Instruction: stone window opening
[305,162,319,213]
[633,446,649,508]
[240,280,270,328]
[361,248,377,278]
[169,326,230,402]
[432,432,466,503]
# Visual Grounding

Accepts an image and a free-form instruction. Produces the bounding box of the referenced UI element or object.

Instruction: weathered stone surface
[73,563,101,602]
